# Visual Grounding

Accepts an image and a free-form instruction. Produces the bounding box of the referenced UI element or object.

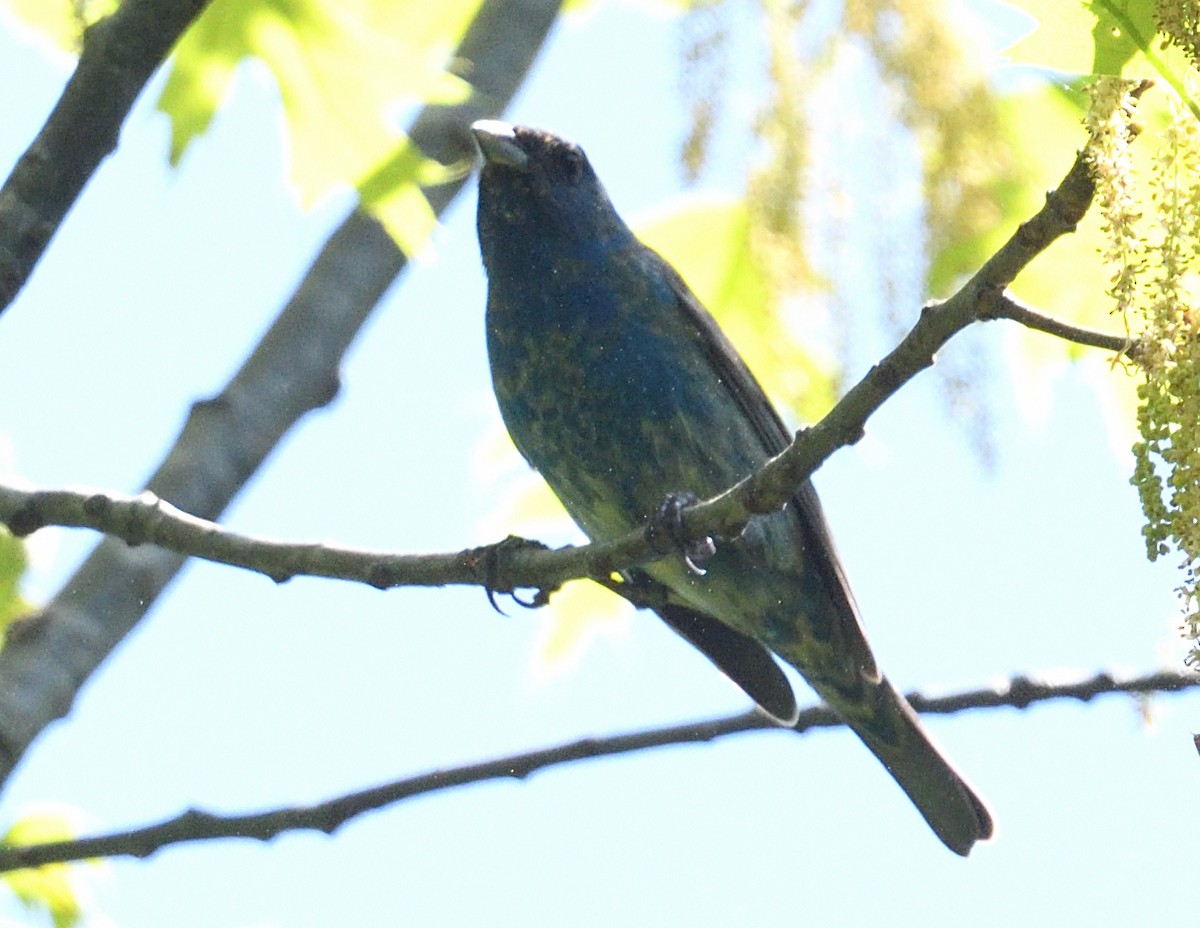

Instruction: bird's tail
[824,675,993,856]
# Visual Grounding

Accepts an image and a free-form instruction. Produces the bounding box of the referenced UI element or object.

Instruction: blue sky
[0,3,1196,926]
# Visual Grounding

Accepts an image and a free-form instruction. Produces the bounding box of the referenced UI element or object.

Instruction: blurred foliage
[676,0,1025,452]
[1007,0,1194,95]
[975,2,1200,665]
[1000,85,1141,431]
[1,810,87,928]
[678,0,729,182]
[156,0,479,255]
[844,0,1020,299]
[0,0,481,255]
[0,527,30,634]
[639,196,838,422]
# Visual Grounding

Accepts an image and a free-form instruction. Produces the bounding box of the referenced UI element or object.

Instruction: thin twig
[979,290,1137,358]
[0,667,1191,873]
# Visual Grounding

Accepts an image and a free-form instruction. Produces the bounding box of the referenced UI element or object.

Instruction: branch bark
[979,290,1136,357]
[0,0,213,316]
[0,667,1190,873]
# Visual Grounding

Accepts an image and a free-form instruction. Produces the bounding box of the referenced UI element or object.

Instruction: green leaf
[527,579,631,682]
[158,0,481,252]
[1003,0,1100,74]
[0,527,30,633]
[2,811,85,928]
[1090,0,1159,75]
[1003,0,1158,75]
[357,137,462,258]
[1002,0,1193,86]
[998,83,1148,447]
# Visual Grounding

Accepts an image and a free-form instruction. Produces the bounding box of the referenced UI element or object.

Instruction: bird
[471,119,993,856]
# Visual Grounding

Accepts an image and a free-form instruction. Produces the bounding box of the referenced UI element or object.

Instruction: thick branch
[0,0,213,316]
[0,667,1190,873]
[0,0,567,790]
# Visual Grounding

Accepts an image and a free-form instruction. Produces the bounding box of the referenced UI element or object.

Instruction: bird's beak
[471,120,529,169]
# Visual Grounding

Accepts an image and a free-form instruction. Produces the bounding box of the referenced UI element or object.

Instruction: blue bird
[472,120,993,855]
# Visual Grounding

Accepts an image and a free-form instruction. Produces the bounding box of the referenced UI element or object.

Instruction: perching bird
[472,120,993,856]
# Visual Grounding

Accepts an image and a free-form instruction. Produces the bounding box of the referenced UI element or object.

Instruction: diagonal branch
[0,0,567,791]
[0,0,214,317]
[685,147,1103,541]
[687,82,1153,539]
[0,667,1191,873]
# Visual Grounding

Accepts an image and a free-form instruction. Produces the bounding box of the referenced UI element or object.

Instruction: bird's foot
[468,535,556,614]
[645,492,716,576]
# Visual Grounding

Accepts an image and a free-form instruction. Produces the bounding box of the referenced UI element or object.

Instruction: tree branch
[0,0,214,317]
[979,290,1137,358]
[0,0,568,791]
[684,147,1102,541]
[0,667,1190,873]
[0,483,657,594]
[0,149,1120,604]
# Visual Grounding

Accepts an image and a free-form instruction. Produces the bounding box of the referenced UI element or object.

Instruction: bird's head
[472,120,632,261]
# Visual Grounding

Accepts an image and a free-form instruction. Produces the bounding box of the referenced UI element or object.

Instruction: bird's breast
[486,250,765,540]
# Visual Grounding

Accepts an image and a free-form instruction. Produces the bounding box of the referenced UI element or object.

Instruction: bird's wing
[651,251,880,682]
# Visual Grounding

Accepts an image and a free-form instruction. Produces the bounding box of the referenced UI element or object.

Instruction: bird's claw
[646,492,716,576]
[472,535,556,614]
